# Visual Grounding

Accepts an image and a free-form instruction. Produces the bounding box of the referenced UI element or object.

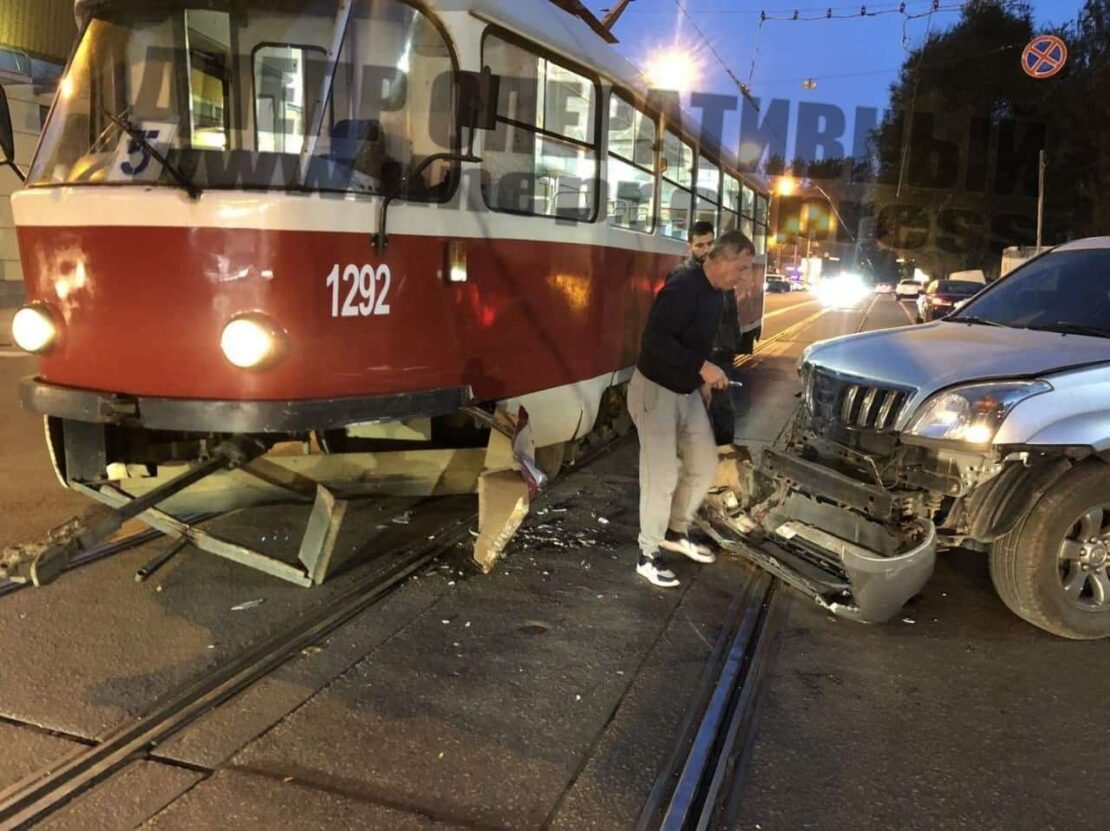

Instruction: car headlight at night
[220,315,284,369]
[903,381,1052,446]
[11,304,59,354]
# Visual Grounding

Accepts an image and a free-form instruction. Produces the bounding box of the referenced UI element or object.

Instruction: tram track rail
[0,527,160,600]
[637,572,787,831]
[0,429,631,829]
[629,293,890,829]
[0,512,475,830]
[0,516,213,600]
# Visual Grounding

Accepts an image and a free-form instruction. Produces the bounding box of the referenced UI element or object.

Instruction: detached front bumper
[703,447,936,623]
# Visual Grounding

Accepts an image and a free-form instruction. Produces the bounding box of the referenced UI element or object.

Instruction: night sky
[586,0,1085,160]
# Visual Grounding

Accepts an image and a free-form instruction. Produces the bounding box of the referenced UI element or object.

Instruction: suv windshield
[957,250,1110,335]
[30,0,457,197]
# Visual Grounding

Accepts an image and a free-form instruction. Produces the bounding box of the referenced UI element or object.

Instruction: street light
[643,47,701,93]
[776,176,797,197]
[768,176,800,271]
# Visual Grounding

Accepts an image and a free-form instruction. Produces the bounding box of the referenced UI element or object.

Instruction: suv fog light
[220,315,285,369]
[12,304,59,354]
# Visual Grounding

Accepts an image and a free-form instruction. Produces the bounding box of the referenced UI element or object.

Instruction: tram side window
[695,154,720,229]
[481,32,599,220]
[721,173,740,232]
[740,183,756,240]
[659,129,693,240]
[753,192,769,255]
[606,93,656,232]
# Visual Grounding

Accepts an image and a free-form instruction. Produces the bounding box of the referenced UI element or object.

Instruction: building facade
[1,0,75,306]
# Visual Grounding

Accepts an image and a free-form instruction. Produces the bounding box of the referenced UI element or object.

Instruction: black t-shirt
[637,266,725,394]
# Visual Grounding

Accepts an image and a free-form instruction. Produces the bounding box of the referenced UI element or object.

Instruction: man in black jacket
[668,222,743,447]
[628,230,756,587]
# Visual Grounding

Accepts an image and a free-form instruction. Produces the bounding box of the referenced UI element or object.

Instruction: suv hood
[804,321,1110,396]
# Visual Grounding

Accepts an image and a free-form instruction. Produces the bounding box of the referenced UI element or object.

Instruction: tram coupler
[0,438,263,587]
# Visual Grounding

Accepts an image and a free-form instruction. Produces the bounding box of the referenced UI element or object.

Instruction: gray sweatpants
[626,369,718,560]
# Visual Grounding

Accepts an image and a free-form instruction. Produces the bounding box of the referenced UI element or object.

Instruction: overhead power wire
[617,0,959,14]
[757,1,962,23]
[671,0,759,106]
[752,39,1024,85]
[895,2,936,197]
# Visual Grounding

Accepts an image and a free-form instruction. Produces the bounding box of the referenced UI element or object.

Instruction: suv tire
[990,462,1110,640]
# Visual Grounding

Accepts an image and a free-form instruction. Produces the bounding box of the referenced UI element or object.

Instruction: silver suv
[712,237,1110,639]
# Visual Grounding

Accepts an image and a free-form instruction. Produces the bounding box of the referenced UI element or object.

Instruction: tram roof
[72,0,767,192]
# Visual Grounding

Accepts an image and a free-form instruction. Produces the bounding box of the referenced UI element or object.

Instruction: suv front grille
[806,369,911,432]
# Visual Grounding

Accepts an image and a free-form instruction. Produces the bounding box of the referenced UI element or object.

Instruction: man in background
[672,220,716,274]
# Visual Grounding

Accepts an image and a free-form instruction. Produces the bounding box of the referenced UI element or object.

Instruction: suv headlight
[903,381,1052,445]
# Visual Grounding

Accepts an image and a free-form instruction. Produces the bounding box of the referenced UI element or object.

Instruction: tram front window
[29,0,457,199]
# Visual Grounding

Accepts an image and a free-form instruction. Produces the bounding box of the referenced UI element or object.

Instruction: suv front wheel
[990,462,1110,639]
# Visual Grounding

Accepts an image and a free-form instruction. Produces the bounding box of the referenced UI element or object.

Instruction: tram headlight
[11,304,59,354]
[220,314,285,369]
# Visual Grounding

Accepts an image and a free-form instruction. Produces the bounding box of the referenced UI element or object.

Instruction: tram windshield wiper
[101,108,202,199]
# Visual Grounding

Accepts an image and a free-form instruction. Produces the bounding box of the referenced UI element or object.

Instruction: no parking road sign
[1022,35,1068,79]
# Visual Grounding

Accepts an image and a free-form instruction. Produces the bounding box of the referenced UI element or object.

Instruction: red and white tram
[2,0,770,582]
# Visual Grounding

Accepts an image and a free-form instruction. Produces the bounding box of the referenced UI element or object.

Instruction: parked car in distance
[874,281,894,294]
[916,280,983,322]
[948,269,986,284]
[895,279,922,299]
[766,274,792,293]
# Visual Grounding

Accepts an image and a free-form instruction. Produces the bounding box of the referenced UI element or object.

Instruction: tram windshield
[29,0,457,198]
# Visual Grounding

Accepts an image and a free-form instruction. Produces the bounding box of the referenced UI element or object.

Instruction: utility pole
[1036,149,1046,249]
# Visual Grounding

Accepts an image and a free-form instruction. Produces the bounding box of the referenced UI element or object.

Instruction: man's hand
[699,361,728,390]
[699,383,713,408]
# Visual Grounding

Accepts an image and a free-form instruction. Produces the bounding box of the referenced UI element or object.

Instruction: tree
[871,0,1108,278]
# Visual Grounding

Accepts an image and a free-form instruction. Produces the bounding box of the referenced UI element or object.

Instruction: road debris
[231,599,265,611]
[392,511,412,525]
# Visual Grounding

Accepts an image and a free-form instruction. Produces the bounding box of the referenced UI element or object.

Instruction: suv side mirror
[0,86,26,182]
[457,67,500,132]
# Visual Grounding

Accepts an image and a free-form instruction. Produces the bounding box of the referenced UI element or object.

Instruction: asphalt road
[2,291,1104,829]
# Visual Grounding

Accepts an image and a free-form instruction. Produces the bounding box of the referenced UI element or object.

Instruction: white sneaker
[637,556,680,588]
[660,529,716,563]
